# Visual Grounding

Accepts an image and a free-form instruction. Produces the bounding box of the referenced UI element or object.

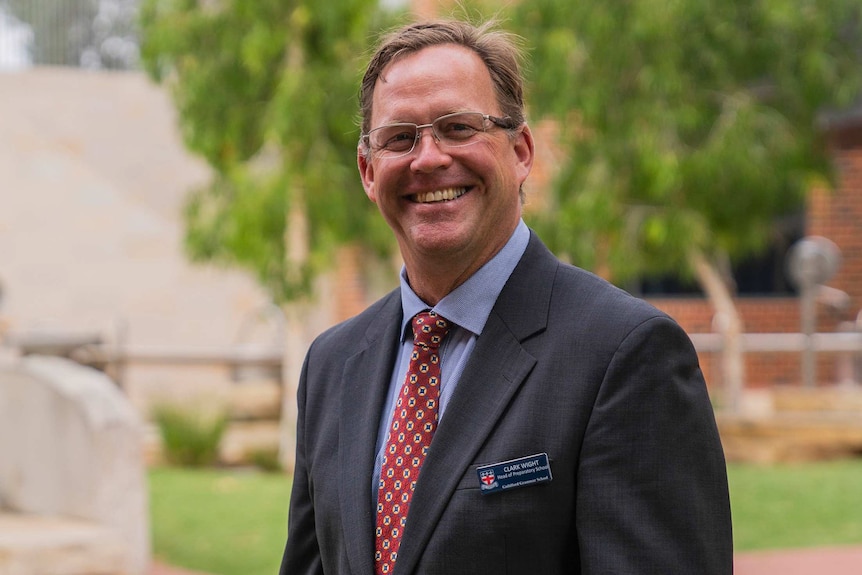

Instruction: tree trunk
[279,301,307,474]
[689,249,745,413]
[278,195,309,473]
[277,31,310,474]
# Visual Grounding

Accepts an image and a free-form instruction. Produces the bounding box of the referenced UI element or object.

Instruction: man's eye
[439,122,478,139]
[383,131,415,149]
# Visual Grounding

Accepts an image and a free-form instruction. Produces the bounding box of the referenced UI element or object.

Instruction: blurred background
[1,1,861,574]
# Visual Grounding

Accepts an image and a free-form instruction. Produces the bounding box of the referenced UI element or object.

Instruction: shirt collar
[399,219,530,340]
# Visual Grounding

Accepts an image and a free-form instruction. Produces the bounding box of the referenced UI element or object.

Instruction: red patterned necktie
[375,310,450,575]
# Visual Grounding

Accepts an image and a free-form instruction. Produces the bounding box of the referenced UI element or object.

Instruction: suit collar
[338,293,403,575]
[490,231,557,342]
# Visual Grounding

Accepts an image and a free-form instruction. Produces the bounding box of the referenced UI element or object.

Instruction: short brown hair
[358,19,527,136]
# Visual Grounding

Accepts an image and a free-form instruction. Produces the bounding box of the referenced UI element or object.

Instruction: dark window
[638,212,804,297]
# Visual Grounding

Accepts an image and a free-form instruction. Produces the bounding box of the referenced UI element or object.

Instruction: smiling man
[280,18,732,575]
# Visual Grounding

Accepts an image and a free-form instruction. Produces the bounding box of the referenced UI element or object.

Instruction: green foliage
[139,0,399,302]
[140,0,862,297]
[152,403,228,467]
[248,447,283,473]
[512,0,862,284]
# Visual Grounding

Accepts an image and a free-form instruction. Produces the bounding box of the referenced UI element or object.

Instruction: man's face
[358,44,533,277]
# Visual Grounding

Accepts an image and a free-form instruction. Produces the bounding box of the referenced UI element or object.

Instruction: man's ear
[513,123,535,185]
[357,146,377,203]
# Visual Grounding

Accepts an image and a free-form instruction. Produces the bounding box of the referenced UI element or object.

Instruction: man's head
[359,19,527,140]
[356,19,534,303]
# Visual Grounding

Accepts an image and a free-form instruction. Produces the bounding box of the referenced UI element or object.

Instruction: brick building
[651,109,862,389]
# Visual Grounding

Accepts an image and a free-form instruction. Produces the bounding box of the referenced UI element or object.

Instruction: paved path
[153,546,862,575]
[735,544,862,575]
[151,561,213,575]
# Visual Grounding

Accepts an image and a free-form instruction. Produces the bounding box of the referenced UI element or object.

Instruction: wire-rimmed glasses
[361,111,517,159]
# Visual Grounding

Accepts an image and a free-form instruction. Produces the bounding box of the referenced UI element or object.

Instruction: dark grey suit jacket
[280,233,733,575]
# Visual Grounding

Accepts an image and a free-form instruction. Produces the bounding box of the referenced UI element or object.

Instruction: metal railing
[689,331,862,354]
[2,305,286,389]
[689,321,862,400]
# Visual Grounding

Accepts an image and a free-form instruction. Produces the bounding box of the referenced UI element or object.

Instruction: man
[281,18,732,575]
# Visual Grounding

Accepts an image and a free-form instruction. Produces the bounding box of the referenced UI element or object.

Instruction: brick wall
[810,148,862,312]
[650,124,862,389]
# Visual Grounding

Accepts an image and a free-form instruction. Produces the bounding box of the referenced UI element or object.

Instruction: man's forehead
[376,43,486,85]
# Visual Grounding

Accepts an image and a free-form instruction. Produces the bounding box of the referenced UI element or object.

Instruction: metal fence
[0,0,139,71]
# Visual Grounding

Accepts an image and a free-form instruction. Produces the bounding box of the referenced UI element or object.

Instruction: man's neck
[402,236,513,306]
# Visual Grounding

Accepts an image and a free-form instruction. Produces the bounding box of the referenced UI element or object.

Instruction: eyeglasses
[361,111,517,159]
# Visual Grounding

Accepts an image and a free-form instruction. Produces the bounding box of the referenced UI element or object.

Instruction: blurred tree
[139,0,395,304]
[512,0,862,409]
[139,0,400,470]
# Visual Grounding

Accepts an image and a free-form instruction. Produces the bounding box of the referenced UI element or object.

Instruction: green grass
[728,458,862,551]
[149,466,290,575]
[149,459,862,574]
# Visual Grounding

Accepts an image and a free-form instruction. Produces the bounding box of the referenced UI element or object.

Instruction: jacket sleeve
[576,315,733,574]
[279,355,324,575]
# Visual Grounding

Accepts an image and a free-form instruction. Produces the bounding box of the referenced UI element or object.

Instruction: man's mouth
[411,187,468,204]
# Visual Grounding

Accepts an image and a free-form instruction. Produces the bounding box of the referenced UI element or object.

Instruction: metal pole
[800,285,816,388]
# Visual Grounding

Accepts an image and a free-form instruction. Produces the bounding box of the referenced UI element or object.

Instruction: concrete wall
[0,68,283,410]
[0,356,149,575]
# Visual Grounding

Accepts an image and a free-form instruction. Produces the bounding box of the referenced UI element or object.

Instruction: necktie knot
[412,311,450,349]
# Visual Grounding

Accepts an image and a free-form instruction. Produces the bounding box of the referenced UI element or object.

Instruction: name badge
[476,452,552,495]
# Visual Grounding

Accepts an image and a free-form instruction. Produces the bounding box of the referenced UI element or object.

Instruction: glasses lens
[369,124,417,155]
[433,112,486,146]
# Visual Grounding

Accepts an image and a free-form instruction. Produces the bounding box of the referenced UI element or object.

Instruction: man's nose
[411,128,451,171]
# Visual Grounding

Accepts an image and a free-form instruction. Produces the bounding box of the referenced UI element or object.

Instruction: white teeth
[414,187,467,203]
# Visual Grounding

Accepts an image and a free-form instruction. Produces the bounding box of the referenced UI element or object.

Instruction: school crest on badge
[478,468,498,491]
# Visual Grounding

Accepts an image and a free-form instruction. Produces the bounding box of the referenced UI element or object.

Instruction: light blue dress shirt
[371,219,530,501]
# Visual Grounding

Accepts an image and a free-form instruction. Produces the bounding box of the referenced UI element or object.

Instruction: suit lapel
[339,294,403,575]
[391,234,558,574]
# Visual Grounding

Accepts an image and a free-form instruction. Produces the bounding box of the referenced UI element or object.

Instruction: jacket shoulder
[308,288,400,354]
[523,232,672,325]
